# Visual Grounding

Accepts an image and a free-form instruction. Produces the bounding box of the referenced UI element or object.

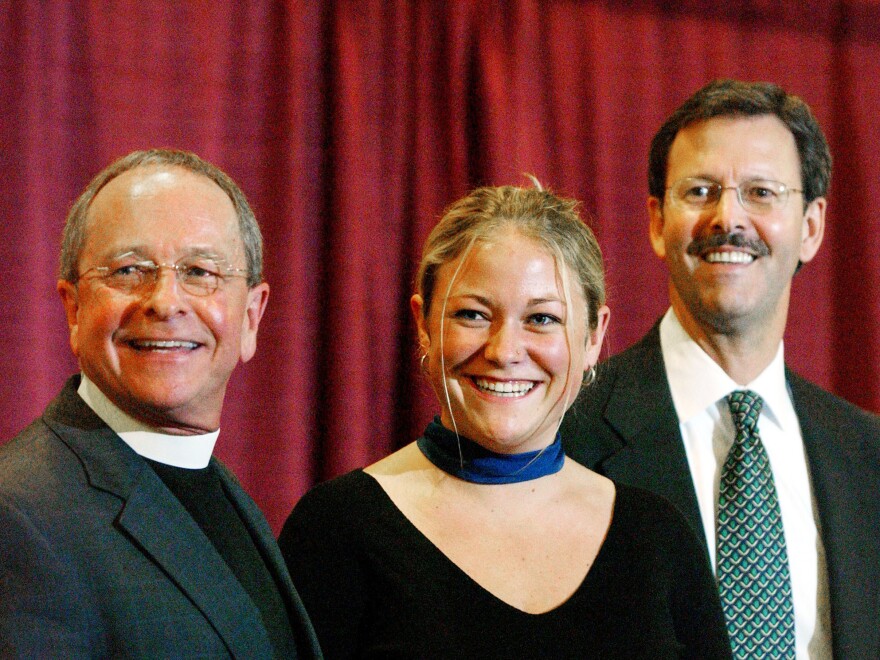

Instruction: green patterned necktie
[717,390,796,659]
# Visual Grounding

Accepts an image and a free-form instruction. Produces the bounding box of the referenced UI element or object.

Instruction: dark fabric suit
[0,376,322,659]
[561,324,880,660]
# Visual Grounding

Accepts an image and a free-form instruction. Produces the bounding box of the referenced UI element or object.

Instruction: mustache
[686,233,770,257]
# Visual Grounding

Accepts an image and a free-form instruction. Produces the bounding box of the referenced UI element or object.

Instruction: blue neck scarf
[416,417,565,485]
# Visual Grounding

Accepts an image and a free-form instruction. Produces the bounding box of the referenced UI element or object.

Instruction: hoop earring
[420,353,429,375]
[583,365,597,387]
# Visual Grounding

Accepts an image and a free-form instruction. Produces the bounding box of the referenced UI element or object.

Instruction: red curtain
[2,1,879,531]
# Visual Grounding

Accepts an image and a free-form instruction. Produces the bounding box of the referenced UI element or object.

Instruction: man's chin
[692,299,767,335]
[117,389,223,435]
[671,288,763,337]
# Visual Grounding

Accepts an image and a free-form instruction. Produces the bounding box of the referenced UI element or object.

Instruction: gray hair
[59,149,264,287]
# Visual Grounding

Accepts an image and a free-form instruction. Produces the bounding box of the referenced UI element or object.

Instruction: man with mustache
[0,150,321,657]
[563,80,880,659]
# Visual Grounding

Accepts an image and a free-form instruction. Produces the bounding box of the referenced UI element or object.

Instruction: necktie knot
[727,389,763,436]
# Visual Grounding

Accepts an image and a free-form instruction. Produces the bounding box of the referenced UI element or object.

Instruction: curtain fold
[2,0,878,531]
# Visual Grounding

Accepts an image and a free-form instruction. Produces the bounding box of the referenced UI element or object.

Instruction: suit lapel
[597,327,707,543]
[118,473,275,656]
[789,373,880,658]
[44,378,275,658]
[217,461,321,657]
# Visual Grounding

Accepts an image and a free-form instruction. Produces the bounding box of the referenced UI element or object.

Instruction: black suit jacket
[0,376,322,658]
[562,324,880,660]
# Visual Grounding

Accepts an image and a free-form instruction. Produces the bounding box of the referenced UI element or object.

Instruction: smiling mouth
[687,233,769,263]
[704,250,755,264]
[126,339,200,351]
[472,378,535,397]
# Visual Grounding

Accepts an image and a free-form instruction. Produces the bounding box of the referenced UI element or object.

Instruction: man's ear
[647,196,667,259]
[57,280,81,357]
[799,197,826,264]
[240,282,270,363]
[410,294,430,352]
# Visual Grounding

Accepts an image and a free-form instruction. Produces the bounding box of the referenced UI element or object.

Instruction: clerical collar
[417,417,565,485]
[77,374,219,469]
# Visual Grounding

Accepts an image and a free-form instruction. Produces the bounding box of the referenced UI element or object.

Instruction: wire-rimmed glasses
[77,253,248,296]
[666,177,803,214]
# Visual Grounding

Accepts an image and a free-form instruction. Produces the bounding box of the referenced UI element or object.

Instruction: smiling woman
[413,228,596,456]
[279,183,733,659]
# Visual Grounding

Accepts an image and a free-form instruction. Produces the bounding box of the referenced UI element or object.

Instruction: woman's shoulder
[612,482,684,521]
[613,481,678,511]
[292,468,381,515]
[280,469,393,555]
[607,482,704,551]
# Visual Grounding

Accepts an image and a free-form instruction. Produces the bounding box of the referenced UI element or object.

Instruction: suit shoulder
[567,337,654,416]
[788,371,880,466]
[0,417,78,498]
[788,371,880,431]
[562,330,667,455]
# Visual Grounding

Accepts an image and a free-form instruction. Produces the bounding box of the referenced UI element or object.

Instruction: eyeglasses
[77,254,248,296]
[665,177,803,214]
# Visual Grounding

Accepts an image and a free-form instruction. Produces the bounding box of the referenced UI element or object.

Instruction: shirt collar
[659,309,796,432]
[77,374,218,469]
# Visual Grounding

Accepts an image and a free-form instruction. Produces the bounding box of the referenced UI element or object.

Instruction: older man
[563,80,880,659]
[0,150,321,658]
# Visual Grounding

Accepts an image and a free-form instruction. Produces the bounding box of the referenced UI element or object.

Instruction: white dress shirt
[659,310,832,660]
[78,374,218,469]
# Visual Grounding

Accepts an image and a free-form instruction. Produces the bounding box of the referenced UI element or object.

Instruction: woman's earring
[583,365,597,386]
[420,353,429,374]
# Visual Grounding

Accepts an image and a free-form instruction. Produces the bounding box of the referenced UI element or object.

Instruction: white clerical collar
[77,374,219,469]
[659,309,797,433]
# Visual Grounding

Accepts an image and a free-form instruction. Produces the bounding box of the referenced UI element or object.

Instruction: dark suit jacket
[561,324,880,660]
[0,376,322,658]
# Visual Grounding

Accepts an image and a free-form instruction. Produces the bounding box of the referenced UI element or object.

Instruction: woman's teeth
[473,378,534,397]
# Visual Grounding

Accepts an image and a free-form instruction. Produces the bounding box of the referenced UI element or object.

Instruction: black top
[279,470,732,659]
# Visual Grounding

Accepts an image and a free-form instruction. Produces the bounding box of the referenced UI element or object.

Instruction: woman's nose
[484,322,524,365]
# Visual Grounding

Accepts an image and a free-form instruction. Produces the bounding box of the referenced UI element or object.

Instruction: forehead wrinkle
[669,117,800,185]
[83,168,244,255]
[100,245,230,263]
[687,173,784,185]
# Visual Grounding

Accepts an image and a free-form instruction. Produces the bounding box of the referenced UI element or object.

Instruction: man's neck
[669,300,785,386]
[78,374,219,469]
